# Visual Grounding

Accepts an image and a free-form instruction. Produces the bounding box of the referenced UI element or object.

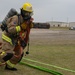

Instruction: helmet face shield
[23,10,33,16]
[21,9,33,20]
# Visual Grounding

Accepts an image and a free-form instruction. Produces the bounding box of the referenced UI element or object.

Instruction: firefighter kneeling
[0,2,34,71]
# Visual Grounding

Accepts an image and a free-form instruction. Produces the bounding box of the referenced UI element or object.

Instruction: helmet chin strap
[23,16,31,21]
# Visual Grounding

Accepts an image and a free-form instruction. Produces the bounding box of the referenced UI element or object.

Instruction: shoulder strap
[17,14,21,25]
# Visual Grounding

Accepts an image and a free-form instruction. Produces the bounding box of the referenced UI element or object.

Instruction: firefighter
[0,2,34,71]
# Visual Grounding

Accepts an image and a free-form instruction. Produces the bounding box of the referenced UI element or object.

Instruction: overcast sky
[0,0,75,22]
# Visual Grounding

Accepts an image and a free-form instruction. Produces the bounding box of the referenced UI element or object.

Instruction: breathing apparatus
[1,8,18,31]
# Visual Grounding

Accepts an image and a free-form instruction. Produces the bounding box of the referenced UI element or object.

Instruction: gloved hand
[1,24,7,31]
[1,22,9,32]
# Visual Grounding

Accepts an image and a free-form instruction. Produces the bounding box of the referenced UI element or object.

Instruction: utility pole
[67,17,69,27]
[51,17,53,27]
[67,17,69,23]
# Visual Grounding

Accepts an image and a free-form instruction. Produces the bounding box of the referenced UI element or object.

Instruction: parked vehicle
[69,26,75,30]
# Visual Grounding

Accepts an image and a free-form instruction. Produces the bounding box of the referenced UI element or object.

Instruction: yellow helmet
[21,2,33,13]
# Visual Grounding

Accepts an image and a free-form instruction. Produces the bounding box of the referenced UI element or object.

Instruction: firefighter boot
[5,64,17,71]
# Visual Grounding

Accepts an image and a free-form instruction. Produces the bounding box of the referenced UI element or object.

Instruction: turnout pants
[0,39,23,67]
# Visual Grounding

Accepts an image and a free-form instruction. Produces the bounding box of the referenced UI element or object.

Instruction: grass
[25,44,75,75]
[50,27,69,30]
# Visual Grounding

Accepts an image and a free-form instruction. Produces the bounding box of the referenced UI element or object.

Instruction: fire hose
[20,58,63,75]
[20,61,62,75]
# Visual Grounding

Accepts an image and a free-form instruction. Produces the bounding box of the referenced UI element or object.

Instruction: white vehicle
[69,26,75,30]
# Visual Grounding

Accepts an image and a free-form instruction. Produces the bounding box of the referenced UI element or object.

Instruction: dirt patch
[30,29,75,45]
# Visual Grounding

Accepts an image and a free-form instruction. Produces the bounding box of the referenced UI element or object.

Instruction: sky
[0,0,75,22]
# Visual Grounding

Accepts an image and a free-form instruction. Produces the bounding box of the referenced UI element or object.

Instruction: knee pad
[3,53,13,61]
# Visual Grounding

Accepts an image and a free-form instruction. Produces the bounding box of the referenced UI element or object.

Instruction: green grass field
[0,28,75,75]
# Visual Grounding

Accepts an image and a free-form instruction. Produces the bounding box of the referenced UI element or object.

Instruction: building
[47,21,69,27]
[69,22,75,27]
